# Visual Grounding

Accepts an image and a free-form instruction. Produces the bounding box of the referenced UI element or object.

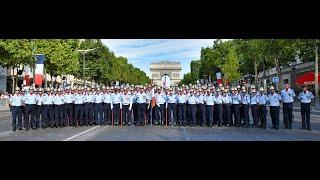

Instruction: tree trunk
[11,67,15,94]
[254,59,258,87]
[315,39,319,108]
[275,58,282,90]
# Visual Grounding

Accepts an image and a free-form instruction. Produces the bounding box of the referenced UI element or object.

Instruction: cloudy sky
[101,39,215,78]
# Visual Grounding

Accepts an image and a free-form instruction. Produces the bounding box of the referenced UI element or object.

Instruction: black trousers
[133,103,138,124]
[167,103,177,124]
[198,104,206,125]
[11,106,22,129]
[103,103,111,125]
[270,106,280,129]
[122,104,130,124]
[35,105,42,127]
[301,103,311,130]
[155,104,165,124]
[230,104,234,125]
[94,103,103,125]
[64,103,73,126]
[112,104,120,124]
[240,104,244,123]
[74,104,83,126]
[188,104,197,125]
[24,104,36,128]
[216,104,223,125]
[206,105,214,125]
[213,104,218,124]
[251,104,259,127]
[137,103,146,125]
[242,104,249,126]
[54,105,64,125]
[233,104,240,126]
[223,104,231,125]
[283,102,293,129]
[258,105,267,128]
[84,103,92,125]
[178,104,187,125]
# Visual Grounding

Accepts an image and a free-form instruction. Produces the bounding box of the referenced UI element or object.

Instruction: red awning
[295,71,320,85]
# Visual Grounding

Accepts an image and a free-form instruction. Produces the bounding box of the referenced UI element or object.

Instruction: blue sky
[101,39,216,78]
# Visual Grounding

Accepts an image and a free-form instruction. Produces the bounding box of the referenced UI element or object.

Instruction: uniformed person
[241,87,250,127]
[215,88,223,126]
[94,87,104,125]
[9,87,23,131]
[42,88,52,128]
[74,87,84,127]
[121,88,132,126]
[22,87,37,130]
[154,88,166,126]
[204,89,214,127]
[268,86,282,130]
[35,88,43,129]
[102,87,112,125]
[131,87,138,125]
[257,87,269,129]
[83,87,92,126]
[297,85,314,131]
[231,87,242,127]
[196,88,206,126]
[135,86,147,126]
[112,87,122,126]
[280,83,296,129]
[145,86,153,125]
[177,89,187,126]
[250,88,259,128]
[53,88,64,127]
[187,89,197,126]
[166,88,177,126]
[63,87,74,126]
[222,89,232,127]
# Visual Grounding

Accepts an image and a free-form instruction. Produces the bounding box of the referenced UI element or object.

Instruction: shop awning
[295,71,320,85]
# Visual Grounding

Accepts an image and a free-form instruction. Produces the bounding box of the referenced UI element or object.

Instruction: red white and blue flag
[34,54,45,86]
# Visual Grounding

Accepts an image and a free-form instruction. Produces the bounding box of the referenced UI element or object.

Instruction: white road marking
[62,126,100,141]
[0,130,13,137]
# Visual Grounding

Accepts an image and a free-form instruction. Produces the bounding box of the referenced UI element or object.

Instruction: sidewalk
[0,107,10,112]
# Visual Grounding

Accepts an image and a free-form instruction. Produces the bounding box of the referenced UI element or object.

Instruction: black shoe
[13,127,16,132]
[307,128,311,131]
[18,128,22,130]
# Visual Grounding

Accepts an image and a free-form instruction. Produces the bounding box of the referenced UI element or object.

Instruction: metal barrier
[0,98,8,109]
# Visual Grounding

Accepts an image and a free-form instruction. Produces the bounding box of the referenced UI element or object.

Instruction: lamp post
[77,48,96,86]
[290,59,297,90]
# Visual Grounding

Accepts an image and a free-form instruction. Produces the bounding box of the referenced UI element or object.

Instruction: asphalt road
[0,108,320,141]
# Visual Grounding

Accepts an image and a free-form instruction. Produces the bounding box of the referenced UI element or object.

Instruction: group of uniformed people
[8,82,315,132]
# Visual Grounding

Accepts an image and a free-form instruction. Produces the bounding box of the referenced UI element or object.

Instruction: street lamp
[77,48,96,86]
[289,59,297,89]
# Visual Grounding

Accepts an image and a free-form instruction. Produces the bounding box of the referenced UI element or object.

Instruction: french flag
[24,66,31,86]
[34,54,45,86]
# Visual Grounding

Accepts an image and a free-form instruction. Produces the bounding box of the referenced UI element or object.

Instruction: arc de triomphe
[150,61,182,87]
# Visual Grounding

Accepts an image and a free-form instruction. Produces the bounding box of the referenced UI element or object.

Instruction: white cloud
[101,39,216,77]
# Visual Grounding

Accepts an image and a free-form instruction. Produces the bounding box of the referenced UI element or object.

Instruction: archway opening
[161,74,171,88]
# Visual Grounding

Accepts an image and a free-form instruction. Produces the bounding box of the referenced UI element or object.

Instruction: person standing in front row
[268,86,282,130]
[250,88,259,128]
[257,87,269,129]
[121,88,132,126]
[280,83,296,129]
[22,87,37,130]
[297,85,314,131]
[9,87,23,131]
